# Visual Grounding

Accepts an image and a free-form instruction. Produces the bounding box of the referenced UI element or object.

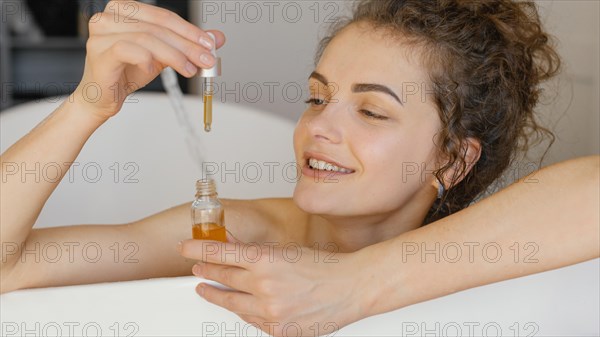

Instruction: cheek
[356,132,435,203]
[364,146,409,192]
[293,128,300,154]
[292,117,307,157]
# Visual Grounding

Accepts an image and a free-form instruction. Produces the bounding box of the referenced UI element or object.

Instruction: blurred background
[1,0,598,165]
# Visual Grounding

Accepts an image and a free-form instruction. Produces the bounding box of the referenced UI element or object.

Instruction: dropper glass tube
[203,79,213,132]
[199,32,221,132]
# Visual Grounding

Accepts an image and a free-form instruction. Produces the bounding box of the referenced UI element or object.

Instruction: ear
[441,137,481,189]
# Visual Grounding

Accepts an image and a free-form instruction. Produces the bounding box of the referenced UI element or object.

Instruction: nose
[305,104,343,144]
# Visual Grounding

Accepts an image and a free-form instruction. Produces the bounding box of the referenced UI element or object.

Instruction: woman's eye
[360,109,388,120]
[304,98,326,106]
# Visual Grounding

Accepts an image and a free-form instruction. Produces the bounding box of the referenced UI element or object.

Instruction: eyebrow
[309,71,403,106]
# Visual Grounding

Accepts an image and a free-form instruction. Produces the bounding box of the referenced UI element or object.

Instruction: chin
[293,185,335,215]
[292,184,357,217]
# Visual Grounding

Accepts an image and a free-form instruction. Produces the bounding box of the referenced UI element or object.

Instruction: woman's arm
[362,154,599,316]
[0,99,107,278]
[0,201,195,294]
[179,155,599,336]
[0,1,224,293]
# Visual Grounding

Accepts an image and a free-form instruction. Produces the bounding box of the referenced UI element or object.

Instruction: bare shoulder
[222,198,308,244]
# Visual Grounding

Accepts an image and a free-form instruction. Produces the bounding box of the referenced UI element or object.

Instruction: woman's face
[293,23,442,218]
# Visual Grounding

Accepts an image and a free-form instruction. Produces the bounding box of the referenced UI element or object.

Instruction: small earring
[432,178,445,199]
[437,180,445,199]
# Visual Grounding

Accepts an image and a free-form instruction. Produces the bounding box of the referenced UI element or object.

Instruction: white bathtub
[1,93,598,336]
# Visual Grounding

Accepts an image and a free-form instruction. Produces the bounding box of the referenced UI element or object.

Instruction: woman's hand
[72,0,225,120]
[178,240,373,337]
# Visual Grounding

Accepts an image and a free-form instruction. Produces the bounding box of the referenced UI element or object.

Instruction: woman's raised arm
[0,1,224,292]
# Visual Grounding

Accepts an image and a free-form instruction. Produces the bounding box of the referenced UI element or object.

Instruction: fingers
[179,240,260,268]
[101,1,224,50]
[90,20,215,70]
[197,282,258,316]
[205,30,226,49]
[193,262,253,293]
[89,33,198,78]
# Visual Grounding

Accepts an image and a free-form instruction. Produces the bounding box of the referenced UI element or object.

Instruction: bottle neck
[195,178,217,199]
[195,192,218,200]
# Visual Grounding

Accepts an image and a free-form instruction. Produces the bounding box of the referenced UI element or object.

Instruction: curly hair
[315,0,561,225]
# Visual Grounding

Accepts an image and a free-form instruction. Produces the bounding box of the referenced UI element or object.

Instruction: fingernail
[200,54,214,66]
[185,62,197,76]
[176,241,183,253]
[192,263,202,277]
[196,283,205,297]
[199,36,214,49]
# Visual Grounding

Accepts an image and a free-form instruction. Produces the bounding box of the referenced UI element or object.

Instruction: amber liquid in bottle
[192,222,227,241]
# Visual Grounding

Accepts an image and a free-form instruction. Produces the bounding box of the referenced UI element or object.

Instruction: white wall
[191,0,599,165]
[534,0,600,163]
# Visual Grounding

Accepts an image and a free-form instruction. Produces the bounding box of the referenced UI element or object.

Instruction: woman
[1,0,598,336]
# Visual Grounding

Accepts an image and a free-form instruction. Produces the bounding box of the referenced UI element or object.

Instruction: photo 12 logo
[201,321,339,337]
[1,321,139,337]
[1,161,140,184]
[401,321,539,337]
[200,1,343,24]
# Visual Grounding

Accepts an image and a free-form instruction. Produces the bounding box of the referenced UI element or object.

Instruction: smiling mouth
[306,158,355,174]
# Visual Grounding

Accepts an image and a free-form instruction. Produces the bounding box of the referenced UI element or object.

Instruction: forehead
[316,22,431,88]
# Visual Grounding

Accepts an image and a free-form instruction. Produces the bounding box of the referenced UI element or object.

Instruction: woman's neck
[304,186,437,253]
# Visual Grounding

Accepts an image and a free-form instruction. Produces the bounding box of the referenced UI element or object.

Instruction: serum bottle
[191,178,226,242]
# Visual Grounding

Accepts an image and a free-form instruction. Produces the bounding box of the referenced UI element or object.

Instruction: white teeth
[308,158,352,173]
